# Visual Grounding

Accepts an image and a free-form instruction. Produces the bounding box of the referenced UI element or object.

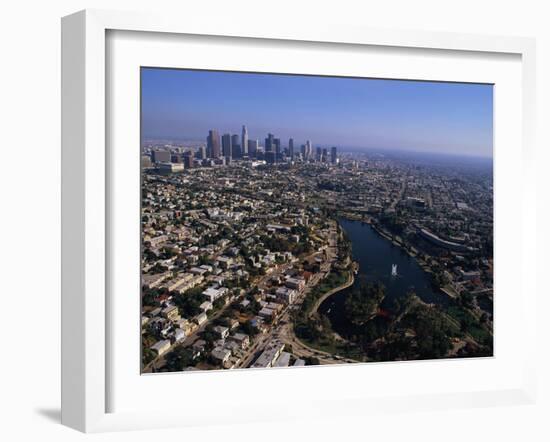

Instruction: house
[192,339,207,353]
[173,328,186,343]
[251,340,285,368]
[162,305,180,322]
[213,325,229,339]
[195,312,208,326]
[177,318,191,333]
[142,272,169,289]
[199,301,213,312]
[217,256,233,269]
[150,339,171,356]
[259,307,276,319]
[240,299,251,308]
[285,277,305,291]
[149,307,162,317]
[164,273,193,291]
[275,287,297,304]
[230,333,250,349]
[211,347,231,365]
[203,286,228,302]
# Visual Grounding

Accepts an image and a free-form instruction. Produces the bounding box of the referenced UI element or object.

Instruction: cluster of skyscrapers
[204,126,338,165]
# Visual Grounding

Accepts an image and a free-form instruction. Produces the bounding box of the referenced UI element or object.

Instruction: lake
[319,218,450,333]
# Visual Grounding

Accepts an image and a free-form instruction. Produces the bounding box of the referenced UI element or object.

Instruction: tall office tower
[316,146,322,162]
[265,133,275,152]
[197,145,207,160]
[183,150,194,169]
[241,125,249,156]
[331,146,337,164]
[322,148,328,162]
[231,134,241,158]
[306,140,312,159]
[248,139,258,157]
[301,144,306,158]
[222,134,232,160]
[207,130,221,159]
[152,150,171,163]
[289,138,295,159]
[141,155,152,168]
[274,138,281,154]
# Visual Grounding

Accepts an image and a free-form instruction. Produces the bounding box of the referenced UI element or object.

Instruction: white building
[195,312,208,326]
[150,339,171,356]
[203,286,228,302]
[251,340,285,368]
[174,328,186,342]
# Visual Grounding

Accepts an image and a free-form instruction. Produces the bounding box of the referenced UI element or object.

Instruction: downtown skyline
[141,67,494,158]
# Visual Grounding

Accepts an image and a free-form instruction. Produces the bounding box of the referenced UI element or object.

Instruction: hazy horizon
[141,68,494,159]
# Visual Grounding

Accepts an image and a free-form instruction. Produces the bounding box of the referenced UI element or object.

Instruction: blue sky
[141,68,493,158]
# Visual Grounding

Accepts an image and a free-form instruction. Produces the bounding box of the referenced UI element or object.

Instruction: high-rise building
[171,153,183,163]
[322,148,328,162]
[183,150,194,169]
[207,130,221,159]
[331,146,337,164]
[222,134,232,160]
[231,134,241,158]
[316,147,322,162]
[274,138,281,154]
[197,145,207,160]
[141,155,153,168]
[265,133,275,152]
[306,140,312,160]
[241,125,249,156]
[289,138,295,159]
[248,139,258,157]
[152,150,171,163]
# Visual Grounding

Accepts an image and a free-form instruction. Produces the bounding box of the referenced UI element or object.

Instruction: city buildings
[222,133,232,161]
[141,124,493,373]
[207,130,221,159]
[241,125,248,157]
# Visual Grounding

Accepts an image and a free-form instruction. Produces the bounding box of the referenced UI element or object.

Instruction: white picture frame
[61,9,537,433]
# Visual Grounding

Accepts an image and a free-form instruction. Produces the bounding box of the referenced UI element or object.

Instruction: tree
[304,356,320,366]
[164,347,194,371]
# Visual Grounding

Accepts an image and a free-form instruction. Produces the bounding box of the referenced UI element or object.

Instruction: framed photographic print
[61,9,537,432]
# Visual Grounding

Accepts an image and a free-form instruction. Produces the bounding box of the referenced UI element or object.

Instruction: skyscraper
[306,140,312,160]
[183,150,194,169]
[331,146,337,164]
[274,138,281,155]
[316,147,322,162]
[152,150,171,163]
[265,133,275,152]
[241,125,248,156]
[248,139,258,157]
[231,134,241,158]
[207,130,221,159]
[222,134,232,160]
[289,138,294,159]
[197,145,207,160]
